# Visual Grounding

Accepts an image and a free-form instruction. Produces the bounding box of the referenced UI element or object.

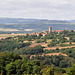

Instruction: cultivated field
[29,43,47,47]
[30,53,67,59]
[43,45,75,50]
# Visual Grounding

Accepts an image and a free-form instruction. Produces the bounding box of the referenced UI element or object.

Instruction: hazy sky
[0,0,75,20]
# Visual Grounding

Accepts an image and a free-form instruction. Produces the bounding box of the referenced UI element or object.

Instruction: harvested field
[64,37,69,40]
[45,53,67,56]
[30,53,67,59]
[23,41,29,43]
[23,40,36,43]
[44,47,56,50]
[29,43,47,47]
[43,45,75,50]
[62,42,75,45]
[62,42,70,44]
[72,42,75,45]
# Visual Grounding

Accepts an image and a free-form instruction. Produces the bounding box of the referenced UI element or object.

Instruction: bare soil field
[29,43,47,47]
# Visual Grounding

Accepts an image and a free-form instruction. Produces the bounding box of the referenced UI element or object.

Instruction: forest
[0,53,75,75]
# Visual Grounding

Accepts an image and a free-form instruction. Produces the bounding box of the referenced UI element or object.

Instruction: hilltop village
[28,26,75,36]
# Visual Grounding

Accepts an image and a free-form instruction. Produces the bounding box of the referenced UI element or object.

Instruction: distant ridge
[67,20,75,23]
[0,17,70,24]
[0,17,75,33]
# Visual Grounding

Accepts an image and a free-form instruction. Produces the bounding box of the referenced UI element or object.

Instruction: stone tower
[49,26,52,33]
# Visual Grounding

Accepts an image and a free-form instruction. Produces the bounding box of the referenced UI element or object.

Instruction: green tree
[40,66,54,75]
[66,64,75,75]
[6,62,16,75]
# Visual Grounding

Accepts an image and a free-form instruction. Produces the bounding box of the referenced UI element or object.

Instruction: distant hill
[0,18,75,34]
[67,20,75,23]
[0,18,69,23]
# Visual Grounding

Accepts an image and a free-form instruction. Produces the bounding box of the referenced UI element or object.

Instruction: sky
[0,0,75,20]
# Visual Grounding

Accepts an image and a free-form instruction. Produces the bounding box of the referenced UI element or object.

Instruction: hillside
[0,30,75,75]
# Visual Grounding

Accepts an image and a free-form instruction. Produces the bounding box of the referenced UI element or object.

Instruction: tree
[40,66,54,75]
[59,60,69,68]
[6,62,16,75]
[33,65,41,74]
[66,64,75,75]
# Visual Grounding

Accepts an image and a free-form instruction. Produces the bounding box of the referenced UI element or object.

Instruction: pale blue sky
[0,0,75,20]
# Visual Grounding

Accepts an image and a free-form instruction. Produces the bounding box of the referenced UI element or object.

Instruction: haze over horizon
[0,0,75,20]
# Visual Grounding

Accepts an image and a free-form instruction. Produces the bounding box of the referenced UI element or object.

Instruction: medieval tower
[49,26,52,33]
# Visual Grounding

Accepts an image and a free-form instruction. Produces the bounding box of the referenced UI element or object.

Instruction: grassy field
[0,34,26,39]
